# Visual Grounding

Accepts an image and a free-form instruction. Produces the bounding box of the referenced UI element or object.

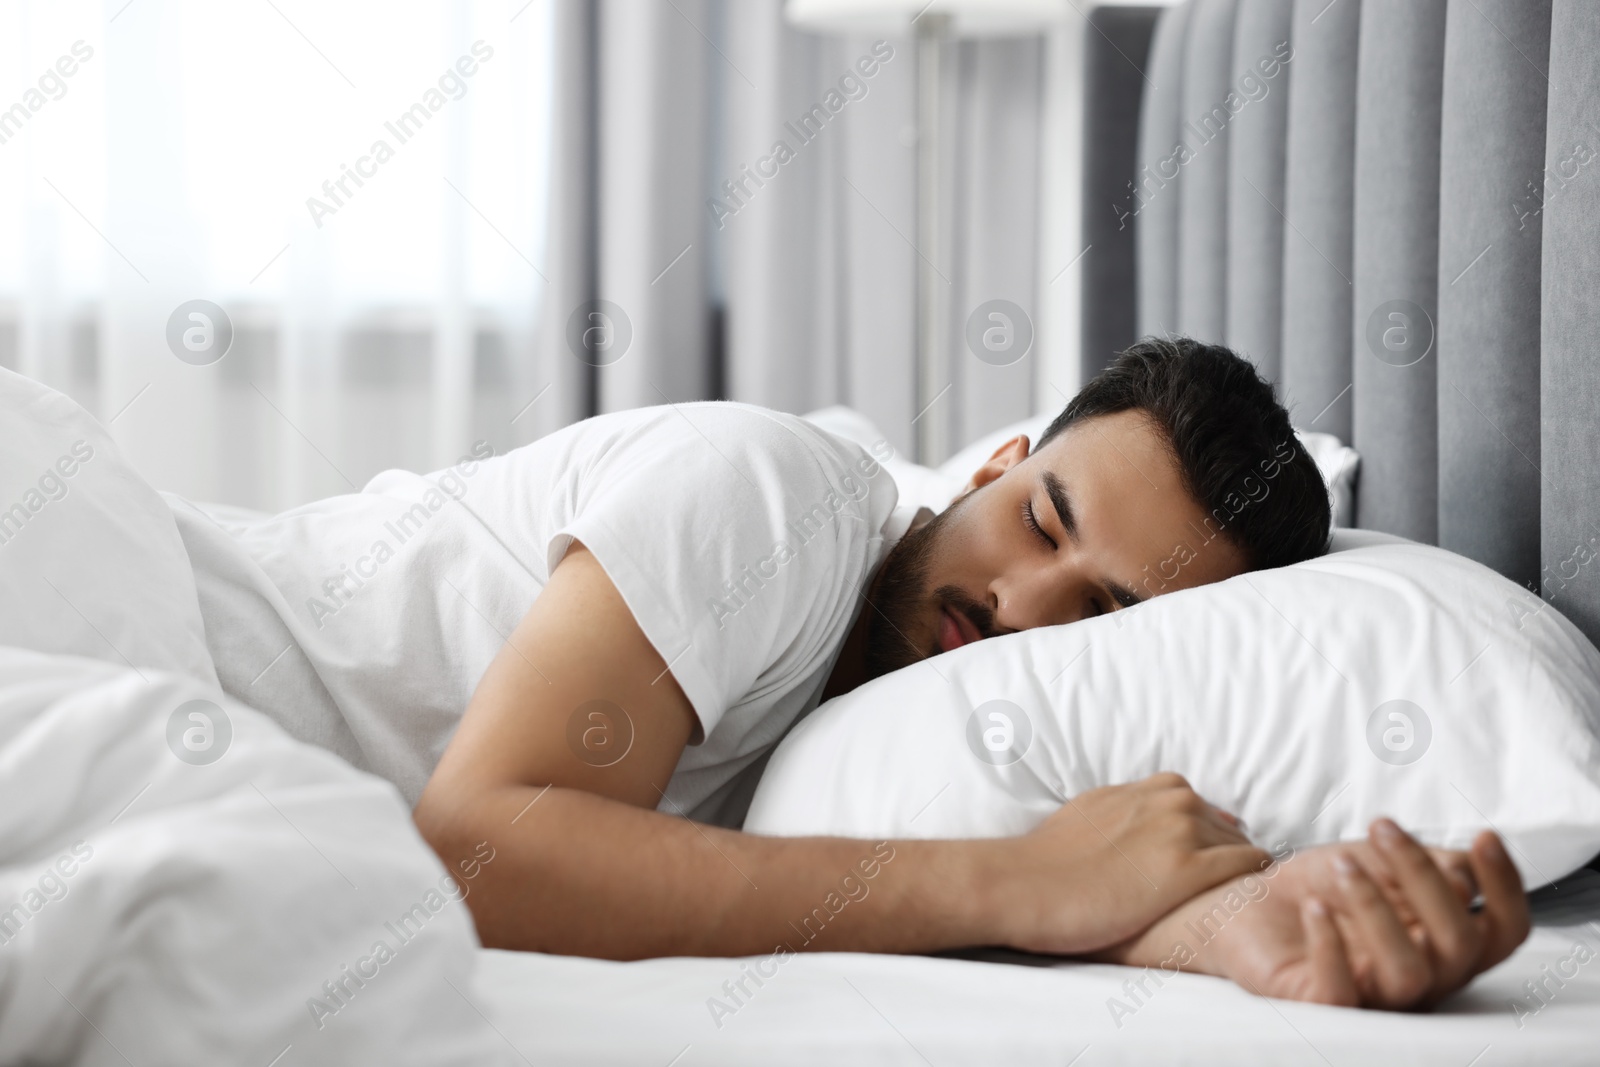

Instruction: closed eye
[1022,498,1056,549]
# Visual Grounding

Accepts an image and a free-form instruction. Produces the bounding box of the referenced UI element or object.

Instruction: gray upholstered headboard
[1081,0,1600,649]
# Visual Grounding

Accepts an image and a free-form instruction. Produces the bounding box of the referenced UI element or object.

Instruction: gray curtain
[947,40,1044,457]
[529,0,601,441]
[1080,4,1164,383]
[1134,0,1193,342]
[535,0,1045,463]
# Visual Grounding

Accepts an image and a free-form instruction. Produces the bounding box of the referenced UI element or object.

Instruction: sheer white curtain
[0,0,553,510]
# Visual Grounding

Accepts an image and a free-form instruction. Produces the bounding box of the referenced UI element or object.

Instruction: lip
[937,605,984,653]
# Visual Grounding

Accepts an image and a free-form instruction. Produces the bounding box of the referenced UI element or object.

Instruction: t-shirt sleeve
[549,405,894,743]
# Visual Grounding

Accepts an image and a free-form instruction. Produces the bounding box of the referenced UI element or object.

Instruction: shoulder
[587,402,891,485]
[630,401,841,450]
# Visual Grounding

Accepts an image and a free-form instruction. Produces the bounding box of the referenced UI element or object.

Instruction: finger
[1369,819,1481,992]
[1168,782,1252,848]
[1300,896,1360,1006]
[1154,780,1253,849]
[1143,771,1192,793]
[1330,853,1433,1007]
[1337,843,1420,927]
[1194,807,1255,849]
[1424,847,1479,905]
[1469,831,1531,971]
[1346,841,1462,946]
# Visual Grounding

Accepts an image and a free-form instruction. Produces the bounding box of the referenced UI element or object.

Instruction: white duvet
[0,365,514,1064]
[0,650,514,1065]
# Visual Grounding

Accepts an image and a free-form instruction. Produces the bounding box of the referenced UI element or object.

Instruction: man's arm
[1096,820,1531,1007]
[413,543,1268,960]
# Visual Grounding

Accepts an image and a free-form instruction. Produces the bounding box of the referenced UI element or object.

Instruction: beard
[862,498,998,680]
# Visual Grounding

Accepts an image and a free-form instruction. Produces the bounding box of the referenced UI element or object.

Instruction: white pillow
[1295,429,1360,528]
[935,412,1056,487]
[0,368,217,687]
[801,405,964,512]
[745,530,1600,889]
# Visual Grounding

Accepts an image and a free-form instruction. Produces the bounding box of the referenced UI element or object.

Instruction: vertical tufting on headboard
[1120,0,1600,647]
[1279,0,1359,444]
[1437,0,1550,593]
[1224,0,1295,385]
[1541,1,1600,646]
[1351,0,1448,544]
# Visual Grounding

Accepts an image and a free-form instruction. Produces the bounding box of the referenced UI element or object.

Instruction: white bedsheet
[475,870,1600,1066]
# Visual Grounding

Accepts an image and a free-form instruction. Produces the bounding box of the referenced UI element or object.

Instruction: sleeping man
[179,336,1529,1009]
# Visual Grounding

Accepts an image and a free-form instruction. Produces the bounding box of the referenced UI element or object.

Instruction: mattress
[474,868,1600,1065]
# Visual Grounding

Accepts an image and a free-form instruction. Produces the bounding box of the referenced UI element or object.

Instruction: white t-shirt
[172,403,910,827]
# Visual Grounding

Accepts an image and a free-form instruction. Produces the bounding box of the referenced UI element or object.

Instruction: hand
[1101,819,1531,1009]
[988,772,1271,955]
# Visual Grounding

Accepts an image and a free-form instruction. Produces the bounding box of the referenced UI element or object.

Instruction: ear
[960,435,1031,496]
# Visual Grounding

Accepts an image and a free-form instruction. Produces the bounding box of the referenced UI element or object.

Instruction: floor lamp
[785,0,1062,464]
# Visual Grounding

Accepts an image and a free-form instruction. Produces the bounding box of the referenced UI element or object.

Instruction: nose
[990,555,1091,632]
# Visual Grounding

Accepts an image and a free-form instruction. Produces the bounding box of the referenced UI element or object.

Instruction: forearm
[1093,853,1301,981]
[418,782,1001,960]
[1092,889,1233,977]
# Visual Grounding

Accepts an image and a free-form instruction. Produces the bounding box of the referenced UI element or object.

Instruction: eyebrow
[1040,470,1146,609]
[1041,470,1078,541]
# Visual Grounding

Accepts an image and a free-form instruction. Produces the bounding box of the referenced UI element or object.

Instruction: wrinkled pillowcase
[745,529,1600,889]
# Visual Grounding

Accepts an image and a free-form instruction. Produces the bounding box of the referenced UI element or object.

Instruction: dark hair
[1035,336,1331,571]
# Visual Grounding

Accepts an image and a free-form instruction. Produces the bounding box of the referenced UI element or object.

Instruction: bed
[3,634,1594,1066]
[6,0,1600,1063]
[464,0,1600,1059]
[473,873,1600,1065]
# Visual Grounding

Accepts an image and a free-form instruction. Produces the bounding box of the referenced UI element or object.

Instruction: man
[412,332,1527,1006]
[182,336,1527,1009]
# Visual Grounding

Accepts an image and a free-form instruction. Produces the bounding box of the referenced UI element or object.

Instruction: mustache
[934,584,999,641]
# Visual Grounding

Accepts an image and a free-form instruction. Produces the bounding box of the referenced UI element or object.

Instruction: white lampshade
[785,0,1064,37]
